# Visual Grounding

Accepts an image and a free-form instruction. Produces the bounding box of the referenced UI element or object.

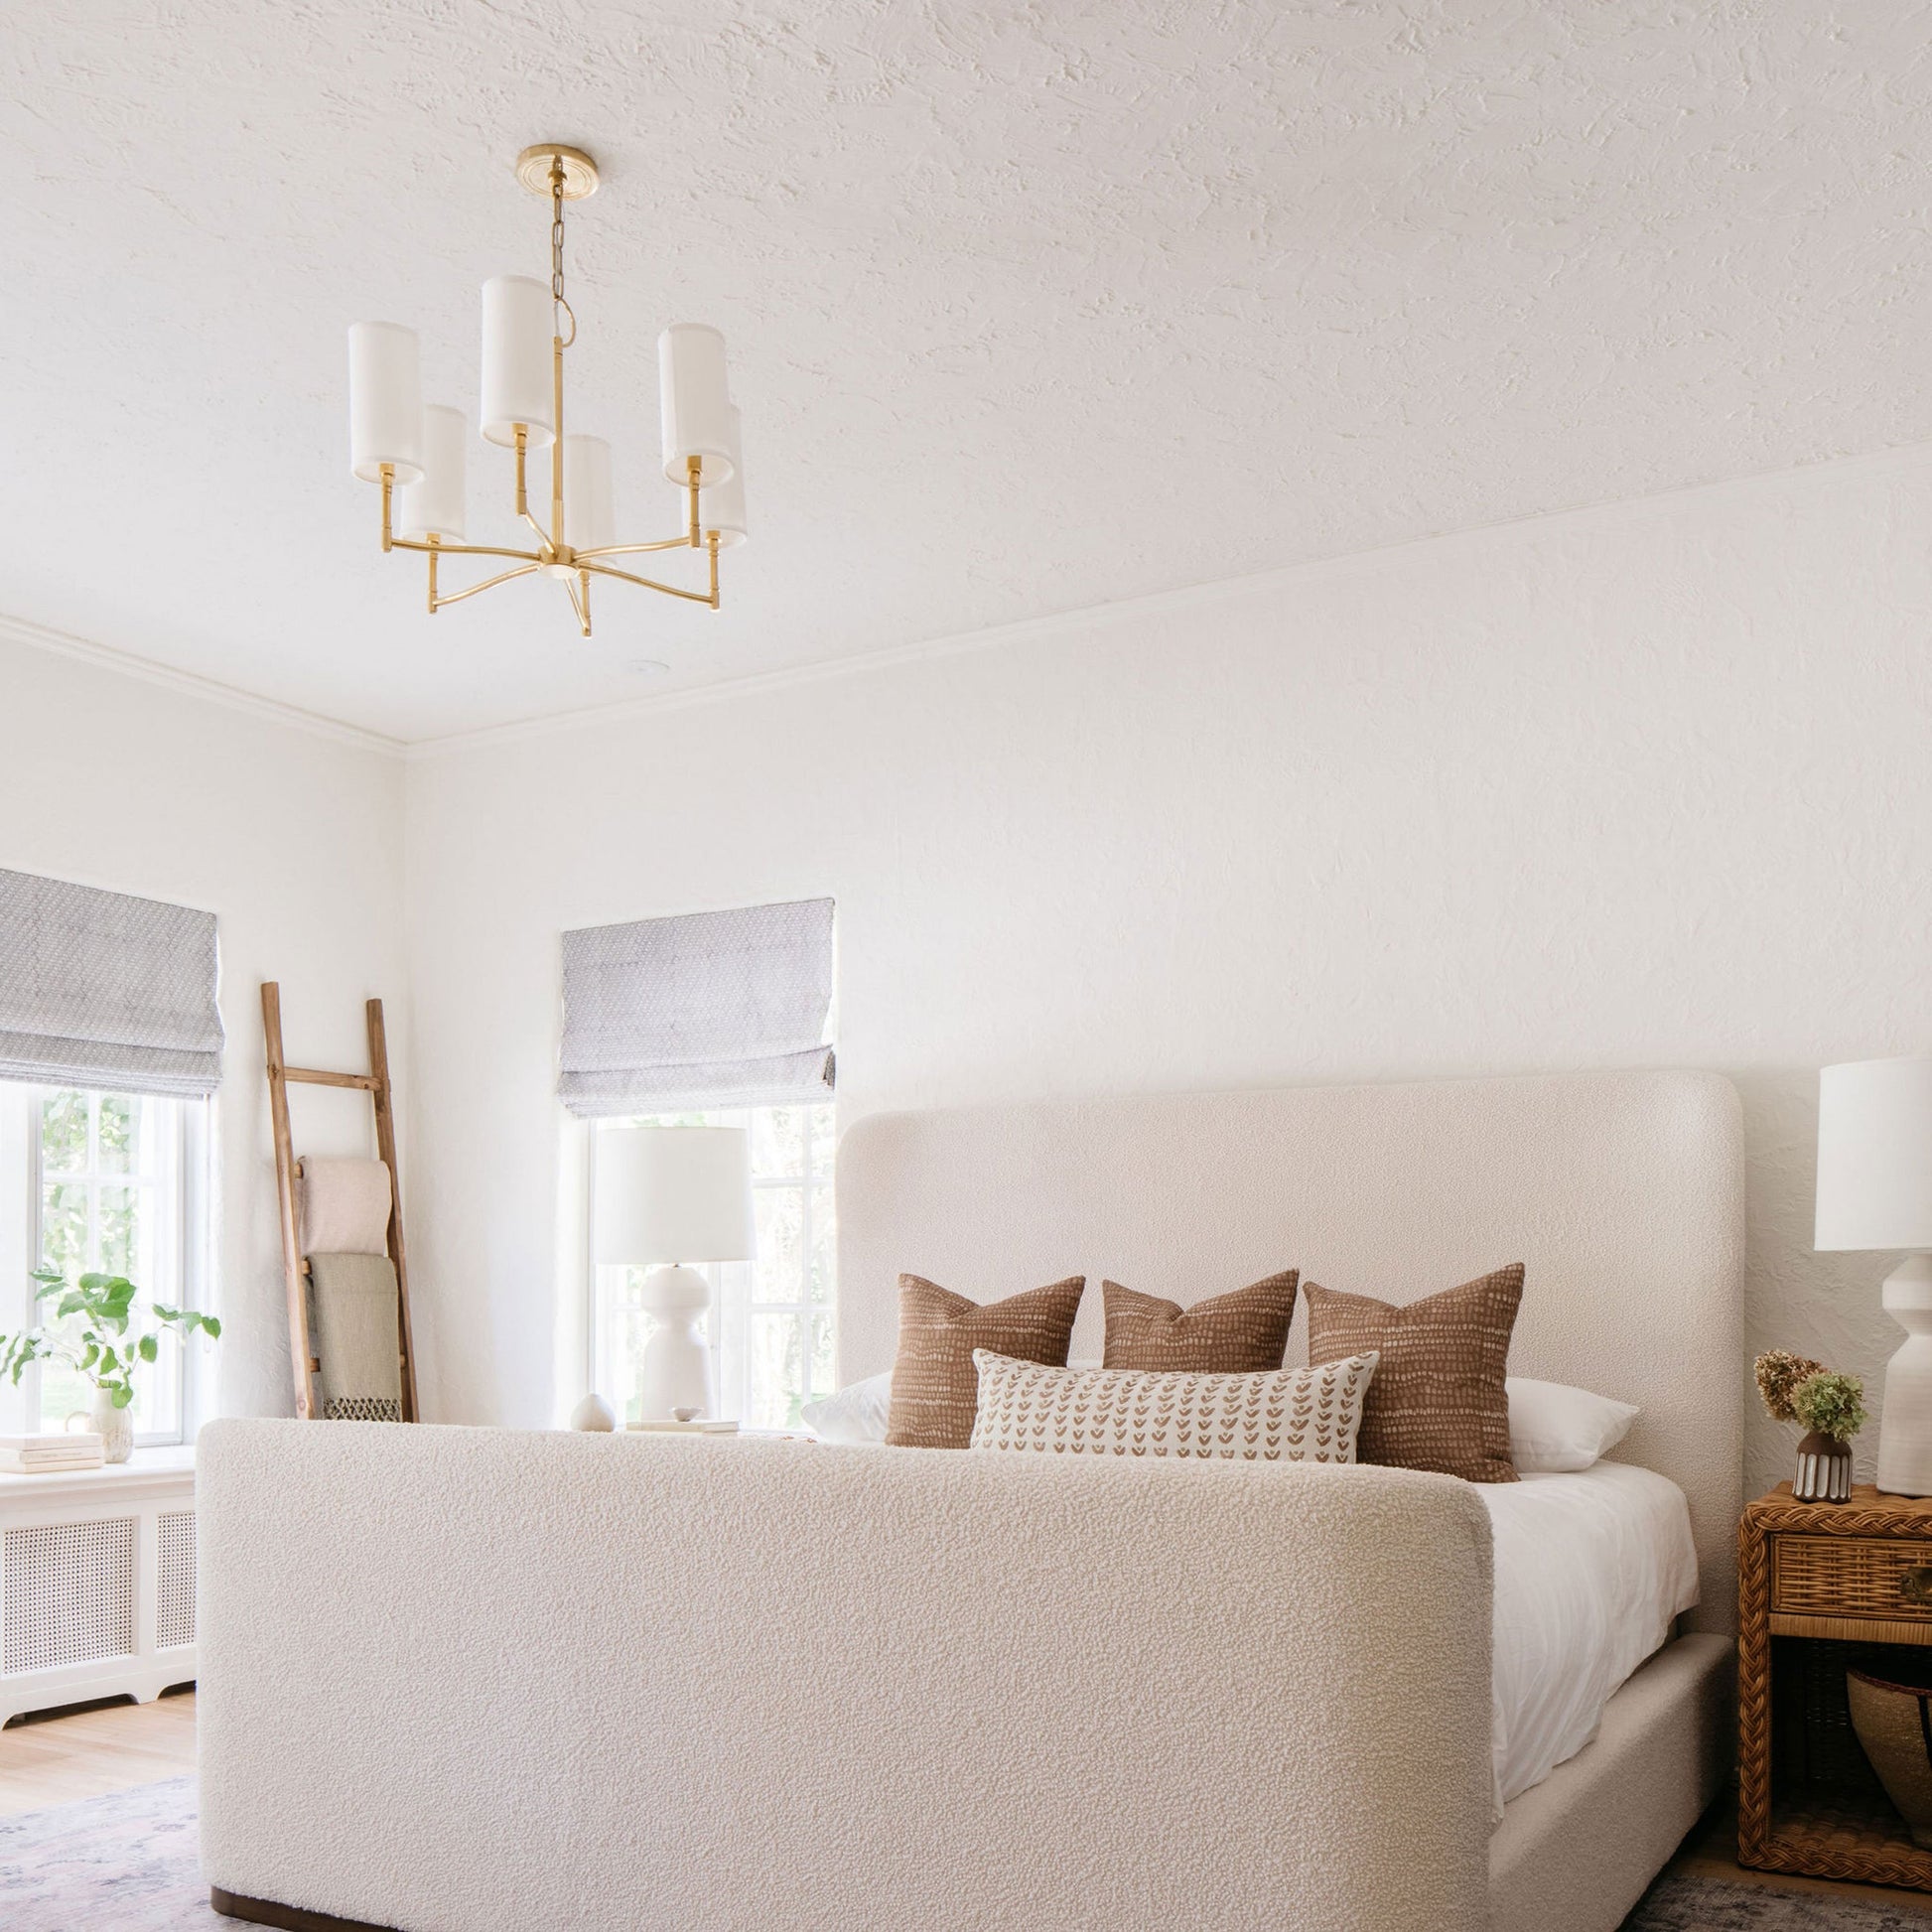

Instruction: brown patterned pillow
[1303,1264,1525,1482]
[1102,1272,1299,1373]
[886,1275,1087,1449]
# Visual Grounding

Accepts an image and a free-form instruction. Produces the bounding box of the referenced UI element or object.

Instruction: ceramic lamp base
[1877,1255,1932,1497]
[635,1262,714,1422]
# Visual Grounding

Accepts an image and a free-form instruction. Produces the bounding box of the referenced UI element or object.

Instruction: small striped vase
[1793,1429,1853,1502]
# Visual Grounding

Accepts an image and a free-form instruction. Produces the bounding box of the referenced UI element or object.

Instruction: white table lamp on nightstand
[1817,1056,1932,1496]
[596,1124,755,1423]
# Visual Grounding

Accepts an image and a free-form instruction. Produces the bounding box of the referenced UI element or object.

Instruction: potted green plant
[0,1268,220,1463]
[1754,1349,1866,1503]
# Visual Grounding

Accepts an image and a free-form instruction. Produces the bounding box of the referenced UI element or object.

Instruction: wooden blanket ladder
[261,982,419,1422]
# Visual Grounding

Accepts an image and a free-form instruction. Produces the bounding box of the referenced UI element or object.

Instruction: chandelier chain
[550,163,577,347]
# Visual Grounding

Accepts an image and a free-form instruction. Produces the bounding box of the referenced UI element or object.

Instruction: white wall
[0,628,406,1422]
[403,449,1932,1494]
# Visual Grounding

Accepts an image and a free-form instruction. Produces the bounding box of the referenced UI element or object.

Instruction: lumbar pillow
[969,1348,1378,1463]
[801,1371,893,1446]
[1506,1376,1638,1473]
[1101,1271,1299,1374]
[886,1275,1087,1449]
[1304,1264,1525,1483]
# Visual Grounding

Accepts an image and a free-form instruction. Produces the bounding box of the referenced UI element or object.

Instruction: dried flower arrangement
[1754,1348,1865,1503]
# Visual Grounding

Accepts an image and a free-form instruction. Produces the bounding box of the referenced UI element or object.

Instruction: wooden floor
[0,1687,197,1817]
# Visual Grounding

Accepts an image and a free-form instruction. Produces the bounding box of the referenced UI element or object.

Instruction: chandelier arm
[687,456,701,547]
[564,570,590,636]
[430,561,543,611]
[708,530,720,610]
[390,538,545,565]
[579,559,718,606]
[519,505,555,554]
[572,534,696,561]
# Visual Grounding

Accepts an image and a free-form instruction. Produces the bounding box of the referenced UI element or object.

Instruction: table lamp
[1816,1055,1932,1495]
[595,1124,755,1422]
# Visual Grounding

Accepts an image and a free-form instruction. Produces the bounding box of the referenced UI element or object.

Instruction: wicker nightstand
[1739,1482,1932,1887]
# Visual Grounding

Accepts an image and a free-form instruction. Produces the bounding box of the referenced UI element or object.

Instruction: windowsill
[0,1443,195,1496]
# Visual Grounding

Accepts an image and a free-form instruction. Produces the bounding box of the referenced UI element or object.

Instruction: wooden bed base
[210,1888,396,1931]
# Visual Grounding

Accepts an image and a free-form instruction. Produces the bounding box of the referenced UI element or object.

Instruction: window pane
[751,1106,806,1181]
[40,1091,87,1173]
[748,1311,803,1429]
[96,1183,139,1277]
[808,1104,836,1180]
[752,1187,803,1307]
[40,1180,87,1281]
[97,1095,139,1174]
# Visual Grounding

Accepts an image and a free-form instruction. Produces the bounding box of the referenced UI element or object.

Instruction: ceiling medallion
[346,143,745,637]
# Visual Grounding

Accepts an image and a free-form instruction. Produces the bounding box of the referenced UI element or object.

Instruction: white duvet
[1480,1460,1700,1815]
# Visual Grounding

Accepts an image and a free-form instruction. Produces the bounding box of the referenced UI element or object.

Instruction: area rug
[6,1775,1932,1932]
[1626,1872,1932,1928]
[0,1775,219,1931]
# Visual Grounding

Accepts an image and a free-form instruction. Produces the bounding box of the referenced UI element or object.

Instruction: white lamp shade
[658,323,735,486]
[562,434,615,554]
[595,1125,754,1265]
[699,404,748,549]
[347,322,423,483]
[397,405,468,542]
[481,274,557,450]
[1817,1056,1932,1251]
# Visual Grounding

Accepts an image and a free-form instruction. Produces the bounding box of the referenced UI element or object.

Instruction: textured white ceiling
[4,1,1932,742]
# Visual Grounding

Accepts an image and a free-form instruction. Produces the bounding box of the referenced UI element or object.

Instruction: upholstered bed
[198,1068,1742,1931]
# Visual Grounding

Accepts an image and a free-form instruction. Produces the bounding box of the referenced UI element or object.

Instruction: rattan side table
[1739,1482,1932,1888]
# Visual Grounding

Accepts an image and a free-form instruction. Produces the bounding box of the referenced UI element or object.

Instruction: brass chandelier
[347,143,744,637]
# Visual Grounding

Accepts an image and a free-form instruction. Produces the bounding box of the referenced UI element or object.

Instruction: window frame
[0,1082,210,1448]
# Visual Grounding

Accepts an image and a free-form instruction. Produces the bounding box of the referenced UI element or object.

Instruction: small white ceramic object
[69,1389,134,1464]
[569,1392,617,1433]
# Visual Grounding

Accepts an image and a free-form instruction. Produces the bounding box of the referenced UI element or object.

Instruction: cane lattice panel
[1774,1536,1932,1625]
[156,1510,196,1650]
[2,1517,136,1675]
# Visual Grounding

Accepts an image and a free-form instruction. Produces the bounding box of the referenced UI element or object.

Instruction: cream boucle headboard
[837,1068,1745,1632]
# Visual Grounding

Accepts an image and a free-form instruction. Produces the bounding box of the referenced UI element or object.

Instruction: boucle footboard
[198,1421,1495,1932]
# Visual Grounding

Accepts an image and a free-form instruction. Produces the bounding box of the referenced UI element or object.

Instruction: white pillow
[800,1370,893,1445]
[1506,1377,1639,1473]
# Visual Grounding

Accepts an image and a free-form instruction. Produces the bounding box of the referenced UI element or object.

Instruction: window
[0,1084,207,1445]
[591,1101,834,1429]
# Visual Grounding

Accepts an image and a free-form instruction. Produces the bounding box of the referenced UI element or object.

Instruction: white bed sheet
[1481,1460,1700,1815]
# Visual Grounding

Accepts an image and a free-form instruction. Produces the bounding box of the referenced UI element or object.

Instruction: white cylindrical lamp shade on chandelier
[480,274,557,449]
[562,435,616,555]
[700,405,749,550]
[658,323,735,486]
[345,142,746,639]
[398,404,469,544]
[347,322,422,483]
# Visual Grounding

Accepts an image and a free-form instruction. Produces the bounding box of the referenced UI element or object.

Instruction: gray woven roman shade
[559,897,835,1117]
[0,868,224,1096]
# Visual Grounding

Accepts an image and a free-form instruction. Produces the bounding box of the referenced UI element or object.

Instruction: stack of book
[0,1433,105,1475]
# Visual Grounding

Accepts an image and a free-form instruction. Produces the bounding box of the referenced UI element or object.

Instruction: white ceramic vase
[78,1387,134,1464]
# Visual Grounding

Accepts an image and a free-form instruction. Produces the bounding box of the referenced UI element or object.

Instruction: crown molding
[9,438,1932,762]
[0,611,406,758]
[404,438,1932,759]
